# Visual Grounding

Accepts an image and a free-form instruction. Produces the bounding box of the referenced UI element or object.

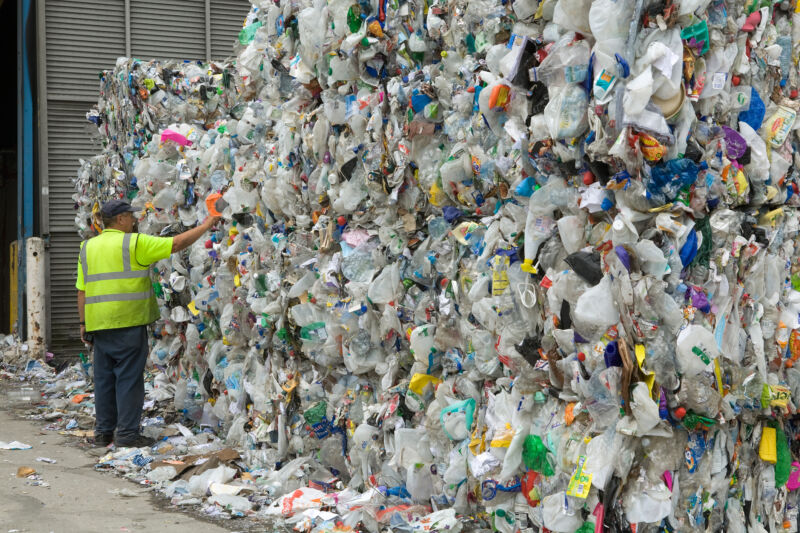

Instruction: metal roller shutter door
[210,0,249,60]
[46,104,103,358]
[130,0,207,60]
[44,0,126,100]
[44,0,125,358]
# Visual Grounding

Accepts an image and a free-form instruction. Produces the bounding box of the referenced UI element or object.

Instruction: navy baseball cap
[101,199,139,217]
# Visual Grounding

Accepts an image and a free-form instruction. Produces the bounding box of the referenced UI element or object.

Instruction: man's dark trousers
[92,325,148,439]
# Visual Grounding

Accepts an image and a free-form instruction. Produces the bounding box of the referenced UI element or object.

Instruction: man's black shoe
[93,433,113,447]
[114,434,156,448]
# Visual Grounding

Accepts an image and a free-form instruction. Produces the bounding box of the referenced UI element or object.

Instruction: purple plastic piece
[687,286,711,313]
[722,126,747,160]
[614,245,631,272]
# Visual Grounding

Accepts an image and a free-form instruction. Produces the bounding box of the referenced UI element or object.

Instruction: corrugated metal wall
[40,0,249,358]
[131,0,208,60]
[211,0,248,58]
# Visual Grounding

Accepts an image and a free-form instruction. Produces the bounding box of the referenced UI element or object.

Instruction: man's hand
[80,325,92,346]
[172,215,223,253]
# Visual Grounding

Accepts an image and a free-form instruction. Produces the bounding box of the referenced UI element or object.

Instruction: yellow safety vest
[80,231,160,331]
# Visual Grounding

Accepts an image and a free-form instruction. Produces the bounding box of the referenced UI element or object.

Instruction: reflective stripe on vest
[80,234,149,282]
[85,291,152,304]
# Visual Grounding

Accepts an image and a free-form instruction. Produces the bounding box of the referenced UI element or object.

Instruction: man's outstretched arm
[171,216,221,253]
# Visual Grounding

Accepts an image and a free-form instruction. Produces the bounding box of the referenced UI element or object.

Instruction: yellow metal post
[9,240,18,333]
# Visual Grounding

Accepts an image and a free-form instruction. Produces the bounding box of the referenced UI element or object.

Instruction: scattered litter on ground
[0,442,33,451]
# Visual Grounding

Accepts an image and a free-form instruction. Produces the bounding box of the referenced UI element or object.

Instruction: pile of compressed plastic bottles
[72,0,800,530]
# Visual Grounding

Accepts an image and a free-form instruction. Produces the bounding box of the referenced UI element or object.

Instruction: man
[76,199,220,448]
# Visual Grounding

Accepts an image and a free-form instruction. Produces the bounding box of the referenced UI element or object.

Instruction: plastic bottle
[78,352,92,380]
[184,380,204,422]
[533,35,591,87]
[582,368,622,430]
[341,246,376,282]
[778,35,792,87]
[174,378,187,412]
[521,179,564,273]
[428,217,450,240]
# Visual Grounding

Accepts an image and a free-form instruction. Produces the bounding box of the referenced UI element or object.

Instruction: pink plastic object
[161,128,191,146]
[741,11,761,32]
[787,462,800,491]
[593,503,604,533]
[662,471,673,491]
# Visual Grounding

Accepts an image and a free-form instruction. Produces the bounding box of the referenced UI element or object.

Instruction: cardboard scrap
[148,447,241,480]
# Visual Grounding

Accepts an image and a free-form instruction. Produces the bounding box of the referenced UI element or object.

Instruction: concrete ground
[0,407,234,533]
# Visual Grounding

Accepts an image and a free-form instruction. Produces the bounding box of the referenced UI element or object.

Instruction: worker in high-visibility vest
[76,199,220,448]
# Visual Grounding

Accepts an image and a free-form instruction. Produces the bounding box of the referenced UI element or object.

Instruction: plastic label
[491,255,510,296]
[767,107,796,148]
[594,69,616,96]
[566,456,592,499]
[761,384,791,409]
[711,72,727,90]
[692,346,711,365]
[564,65,588,84]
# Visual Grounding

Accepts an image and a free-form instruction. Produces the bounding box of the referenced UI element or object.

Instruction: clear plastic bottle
[778,35,792,87]
[428,217,450,240]
[582,368,622,430]
[671,376,722,418]
[521,179,563,272]
[341,246,375,282]
[184,380,204,422]
[533,36,591,87]
[174,378,187,412]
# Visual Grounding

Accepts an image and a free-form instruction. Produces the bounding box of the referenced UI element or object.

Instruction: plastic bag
[441,398,476,441]
[544,85,589,139]
[564,251,603,286]
[542,492,585,532]
[589,0,634,41]
[264,487,328,517]
[573,276,620,335]
[552,0,592,34]
[522,435,555,475]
